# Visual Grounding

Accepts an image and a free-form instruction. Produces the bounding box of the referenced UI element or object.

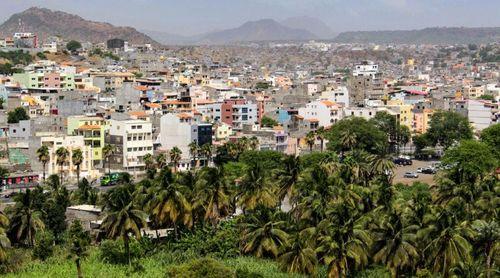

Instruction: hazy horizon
[2,0,500,36]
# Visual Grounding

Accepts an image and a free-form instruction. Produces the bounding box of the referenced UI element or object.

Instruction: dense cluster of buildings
[0,32,498,188]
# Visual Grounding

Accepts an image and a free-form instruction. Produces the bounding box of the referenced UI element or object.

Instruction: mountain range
[0,7,157,45]
[334,27,500,44]
[1,7,499,46]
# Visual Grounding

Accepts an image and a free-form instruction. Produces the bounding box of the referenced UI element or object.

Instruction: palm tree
[101,184,147,265]
[188,142,199,168]
[155,153,167,169]
[68,220,90,278]
[240,207,289,258]
[279,223,318,275]
[55,147,69,185]
[102,144,116,174]
[316,127,326,152]
[305,132,316,153]
[147,169,192,239]
[237,163,276,212]
[200,143,213,166]
[274,155,301,207]
[248,136,259,150]
[195,166,232,227]
[36,145,49,181]
[72,149,84,185]
[471,220,499,278]
[340,130,357,154]
[0,211,10,262]
[316,213,372,277]
[169,147,182,172]
[8,189,45,247]
[371,212,419,277]
[421,214,473,278]
[143,153,155,179]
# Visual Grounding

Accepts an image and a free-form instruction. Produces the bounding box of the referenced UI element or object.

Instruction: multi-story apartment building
[12,72,75,91]
[106,119,153,172]
[159,113,212,160]
[450,99,498,131]
[201,98,259,130]
[67,116,107,167]
[38,135,96,181]
[298,100,343,128]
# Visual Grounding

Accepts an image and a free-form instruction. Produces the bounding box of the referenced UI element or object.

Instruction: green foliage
[326,117,388,155]
[239,150,284,172]
[173,221,240,259]
[255,82,270,90]
[99,238,148,264]
[166,257,234,278]
[66,40,82,52]
[0,248,31,274]
[0,50,33,65]
[442,140,498,184]
[0,63,23,75]
[7,107,30,124]
[32,230,54,261]
[261,116,278,128]
[36,52,46,59]
[103,52,120,61]
[478,94,495,101]
[427,110,473,148]
[480,123,500,155]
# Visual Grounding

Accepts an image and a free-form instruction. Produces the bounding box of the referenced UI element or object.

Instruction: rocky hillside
[334,27,500,44]
[0,7,157,44]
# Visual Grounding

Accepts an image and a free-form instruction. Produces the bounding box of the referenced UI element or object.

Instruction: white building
[451,99,498,131]
[320,86,350,107]
[106,119,153,172]
[353,61,379,78]
[298,100,343,128]
[42,42,58,53]
[159,113,195,159]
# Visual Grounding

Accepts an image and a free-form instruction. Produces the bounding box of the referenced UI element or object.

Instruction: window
[132,125,136,129]
[137,125,142,129]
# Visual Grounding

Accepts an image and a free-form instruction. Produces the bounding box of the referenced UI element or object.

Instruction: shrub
[172,220,240,259]
[166,257,234,278]
[32,230,54,261]
[0,248,31,274]
[99,238,146,264]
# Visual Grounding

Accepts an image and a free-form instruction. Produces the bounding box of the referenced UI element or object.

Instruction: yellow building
[386,99,413,129]
[67,116,108,167]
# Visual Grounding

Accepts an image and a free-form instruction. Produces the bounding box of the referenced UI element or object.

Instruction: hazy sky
[1,0,499,35]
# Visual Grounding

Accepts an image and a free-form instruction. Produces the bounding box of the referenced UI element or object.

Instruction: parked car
[422,168,436,174]
[416,167,424,173]
[404,172,419,178]
[394,157,413,165]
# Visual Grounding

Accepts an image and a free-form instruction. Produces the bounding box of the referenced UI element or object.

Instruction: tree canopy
[426,111,473,148]
[326,116,388,155]
[7,107,30,124]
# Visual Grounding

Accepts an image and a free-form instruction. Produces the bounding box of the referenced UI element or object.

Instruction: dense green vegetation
[7,107,30,124]
[0,50,33,74]
[66,40,82,52]
[0,117,498,277]
[261,116,279,128]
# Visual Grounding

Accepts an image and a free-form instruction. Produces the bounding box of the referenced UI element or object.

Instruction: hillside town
[0,4,499,278]
[0,34,498,187]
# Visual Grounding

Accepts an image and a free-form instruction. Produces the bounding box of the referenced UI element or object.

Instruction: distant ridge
[333,27,500,44]
[0,7,158,45]
[198,19,317,45]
